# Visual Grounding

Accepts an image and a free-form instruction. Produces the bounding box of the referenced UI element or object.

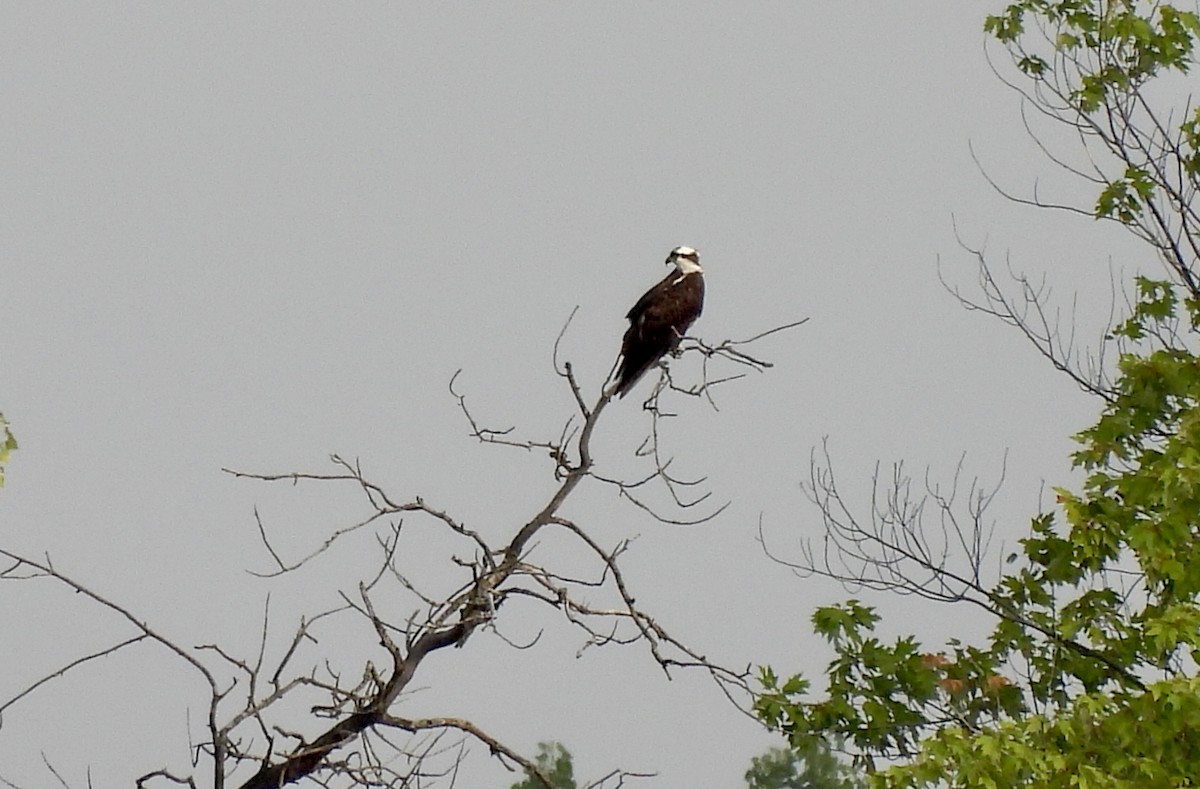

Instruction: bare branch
[0,635,147,722]
[5,315,796,787]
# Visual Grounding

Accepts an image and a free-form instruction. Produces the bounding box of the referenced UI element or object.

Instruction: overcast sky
[0,4,1150,787]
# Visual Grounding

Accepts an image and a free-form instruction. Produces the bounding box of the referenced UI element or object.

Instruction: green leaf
[0,412,15,488]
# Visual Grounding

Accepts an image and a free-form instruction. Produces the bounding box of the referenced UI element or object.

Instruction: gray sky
[0,3,1146,787]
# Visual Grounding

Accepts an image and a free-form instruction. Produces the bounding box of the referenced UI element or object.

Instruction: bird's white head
[667,245,703,274]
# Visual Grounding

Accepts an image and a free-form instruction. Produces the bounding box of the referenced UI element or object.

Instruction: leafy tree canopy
[756,2,1200,787]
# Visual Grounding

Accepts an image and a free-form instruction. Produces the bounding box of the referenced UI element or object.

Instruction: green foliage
[744,743,864,789]
[754,2,1200,786]
[510,742,577,789]
[755,605,1023,769]
[507,739,864,789]
[0,412,15,488]
[1110,278,1178,341]
[984,2,1200,224]
[984,2,1200,102]
[1096,166,1154,221]
[1182,107,1200,177]
[756,291,1200,786]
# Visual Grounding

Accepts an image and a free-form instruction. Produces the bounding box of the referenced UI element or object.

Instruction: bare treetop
[2,311,804,789]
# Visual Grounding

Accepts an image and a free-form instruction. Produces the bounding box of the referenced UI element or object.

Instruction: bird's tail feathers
[612,354,658,399]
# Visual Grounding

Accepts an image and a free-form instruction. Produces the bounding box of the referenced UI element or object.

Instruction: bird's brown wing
[614,272,704,398]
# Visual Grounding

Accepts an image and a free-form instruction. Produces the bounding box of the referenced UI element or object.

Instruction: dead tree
[1,315,803,788]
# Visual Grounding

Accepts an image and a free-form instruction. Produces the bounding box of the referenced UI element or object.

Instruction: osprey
[612,245,705,399]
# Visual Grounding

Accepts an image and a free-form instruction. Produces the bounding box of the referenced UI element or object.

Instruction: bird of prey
[611,245,705,399]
